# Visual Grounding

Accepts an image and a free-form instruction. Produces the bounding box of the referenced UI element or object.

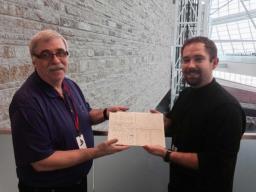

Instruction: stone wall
[0,0,174,129]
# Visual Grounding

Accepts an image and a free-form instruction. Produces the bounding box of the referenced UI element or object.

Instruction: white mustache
[47,64,65,72]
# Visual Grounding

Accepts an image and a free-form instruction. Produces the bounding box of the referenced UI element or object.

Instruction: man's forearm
[89,109,106,125]
[164,117,172,130]
[170,151,199,169]
[31,148,99,172]
[31,139,129,172]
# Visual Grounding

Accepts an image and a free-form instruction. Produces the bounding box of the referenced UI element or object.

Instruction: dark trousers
[18,178,87,192]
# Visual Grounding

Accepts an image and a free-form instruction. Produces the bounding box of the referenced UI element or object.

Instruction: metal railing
[213,70,256,87]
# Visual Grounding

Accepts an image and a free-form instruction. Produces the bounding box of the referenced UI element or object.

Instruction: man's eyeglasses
[33,50,69,60]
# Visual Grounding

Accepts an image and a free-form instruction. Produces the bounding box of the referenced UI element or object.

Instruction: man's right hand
[95,139,129,158]
[149,109,172,129]
[143,145,166,157]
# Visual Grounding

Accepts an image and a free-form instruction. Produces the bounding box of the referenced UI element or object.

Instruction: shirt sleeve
[10,103,54,166]
[197,103,245,191]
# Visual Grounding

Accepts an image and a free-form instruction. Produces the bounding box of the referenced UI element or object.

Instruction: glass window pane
[233,42,244,54]
[215,43,223,54]
[217,25,229,39]
[222,43,233,54]
[238,21,252,40]
[211,26,218,39]
[244,43,255,54]
[229,0,239,14]
[210,0,256,56]
[252,0,256,9]
[227,23,240,39]
[250,19,256,39]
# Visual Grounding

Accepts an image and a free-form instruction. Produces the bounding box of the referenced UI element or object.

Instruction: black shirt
[166,79,245,192]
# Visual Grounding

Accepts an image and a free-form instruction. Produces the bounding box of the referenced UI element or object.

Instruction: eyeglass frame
[32,49,69,60]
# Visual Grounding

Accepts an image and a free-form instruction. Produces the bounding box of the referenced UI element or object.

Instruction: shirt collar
[33,71,64,98]
[191,78,216,93]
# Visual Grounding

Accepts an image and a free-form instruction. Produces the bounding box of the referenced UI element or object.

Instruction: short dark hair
[181,36,218,61]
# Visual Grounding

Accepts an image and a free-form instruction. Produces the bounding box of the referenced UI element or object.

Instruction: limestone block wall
[0,0,174,129]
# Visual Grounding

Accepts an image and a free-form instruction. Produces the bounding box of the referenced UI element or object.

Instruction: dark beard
[183,68,201,87]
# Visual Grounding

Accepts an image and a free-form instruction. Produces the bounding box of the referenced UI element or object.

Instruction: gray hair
[29,29,68,57]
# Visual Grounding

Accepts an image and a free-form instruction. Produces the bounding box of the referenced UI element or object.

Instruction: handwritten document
[108,112,165,147]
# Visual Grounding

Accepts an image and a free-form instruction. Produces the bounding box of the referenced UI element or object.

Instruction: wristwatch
[163,150,172,162]
[103,108,109,120]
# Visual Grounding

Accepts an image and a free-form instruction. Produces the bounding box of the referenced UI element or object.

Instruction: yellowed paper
[108,112,165,147]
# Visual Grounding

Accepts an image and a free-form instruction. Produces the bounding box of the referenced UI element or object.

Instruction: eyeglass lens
[34,49,69,60]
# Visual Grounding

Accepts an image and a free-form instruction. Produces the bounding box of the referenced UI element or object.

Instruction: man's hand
[106,106,129,117]
[95,139,129,157]
[144,145,199,169]
[89,106,128,125]
[149,109,160,113]
[31,139,129,172]
[149,109,172,130]
[143,145,166,157]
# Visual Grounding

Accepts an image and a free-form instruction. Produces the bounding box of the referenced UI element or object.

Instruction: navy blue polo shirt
[9,72,94,187]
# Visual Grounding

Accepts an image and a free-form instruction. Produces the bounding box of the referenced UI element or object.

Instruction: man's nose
[51,54,61,63]
[186,60,196,68]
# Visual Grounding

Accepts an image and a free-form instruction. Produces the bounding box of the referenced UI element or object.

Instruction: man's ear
[32,58,36,66]
[212,57,219,69]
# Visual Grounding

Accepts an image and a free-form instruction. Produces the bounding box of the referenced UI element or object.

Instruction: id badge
[76,134,87,149]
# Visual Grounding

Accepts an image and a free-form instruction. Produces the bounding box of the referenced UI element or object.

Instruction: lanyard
[63,82,80,135]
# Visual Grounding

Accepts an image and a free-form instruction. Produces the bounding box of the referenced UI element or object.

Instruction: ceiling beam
[211,9,256,25]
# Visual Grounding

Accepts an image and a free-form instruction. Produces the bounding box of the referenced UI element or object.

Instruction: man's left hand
[106,106,129,118]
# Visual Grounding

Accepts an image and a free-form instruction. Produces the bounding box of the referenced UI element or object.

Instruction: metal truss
[170,0,209,108]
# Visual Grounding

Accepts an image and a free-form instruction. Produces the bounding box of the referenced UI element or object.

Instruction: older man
[9,29,129,192]
[144,36,245,192]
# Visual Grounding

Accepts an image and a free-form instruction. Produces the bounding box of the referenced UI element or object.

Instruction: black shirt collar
[190,78,216,93]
